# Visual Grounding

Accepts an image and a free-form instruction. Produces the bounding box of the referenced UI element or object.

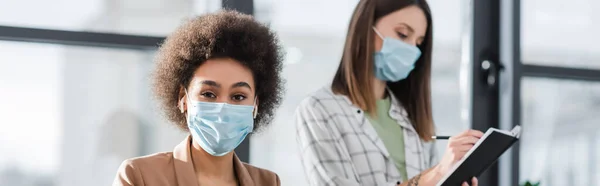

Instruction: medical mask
[373,27,422,82]
[185,90,256,156]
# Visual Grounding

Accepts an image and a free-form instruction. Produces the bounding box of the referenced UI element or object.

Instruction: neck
[190,140,236,181]
[372,77,387,100]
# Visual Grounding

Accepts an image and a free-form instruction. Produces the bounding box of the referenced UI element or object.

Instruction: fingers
[439,130,484,173]
[453,144,475,152]
[449,130,483,147]
[448,134,481,153]
[468,130,484,138]
[446,131,482,161]
[451,136,480,146]
[462,177,477,186]
[447,144,474,156]
[458,129,484,138]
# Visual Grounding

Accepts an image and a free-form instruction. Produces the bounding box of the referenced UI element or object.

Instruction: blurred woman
[114,10,284,186]
[295,0,481,185]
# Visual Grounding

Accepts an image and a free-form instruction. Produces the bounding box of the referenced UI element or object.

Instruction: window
[249,1,356,185]
[0,0,221,36]
[521,0,600,69]
[0,41,185,186]
[520,78,600,185]
[428,0,471,153]
[516,0,600,185]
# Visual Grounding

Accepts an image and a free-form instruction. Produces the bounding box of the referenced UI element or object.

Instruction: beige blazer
[113,136,280,186]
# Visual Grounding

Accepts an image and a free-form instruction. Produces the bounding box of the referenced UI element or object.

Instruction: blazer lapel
[173,135,200,186]
[172,136,256,186]
[233,153,255,186]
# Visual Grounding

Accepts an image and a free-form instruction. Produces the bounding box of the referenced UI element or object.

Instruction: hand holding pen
[432,129,484,185]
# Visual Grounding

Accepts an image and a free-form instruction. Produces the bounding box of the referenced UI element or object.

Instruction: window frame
[0,0,254,163]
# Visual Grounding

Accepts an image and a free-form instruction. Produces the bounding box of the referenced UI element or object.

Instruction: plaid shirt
[296,87,438,186]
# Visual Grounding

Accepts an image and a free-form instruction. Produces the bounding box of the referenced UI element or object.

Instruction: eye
[200,91,216,99]
[232,94,247,101]
[396,32,408,39]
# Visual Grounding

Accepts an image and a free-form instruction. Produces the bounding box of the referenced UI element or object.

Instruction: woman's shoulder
[241,163,281,185]
[114,152,176,185]
[116,152,174,174]
[122,152,173,166]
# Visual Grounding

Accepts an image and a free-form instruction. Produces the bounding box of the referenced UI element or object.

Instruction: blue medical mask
[185,90,256,156]
[373,27,422,82]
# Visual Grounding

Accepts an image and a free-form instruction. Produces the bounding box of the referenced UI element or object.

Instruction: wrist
[420,165,444,185]
[432,165,444,178]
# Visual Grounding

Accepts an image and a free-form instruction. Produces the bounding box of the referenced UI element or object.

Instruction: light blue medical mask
[373,27,422,82]
[185,90,256,156]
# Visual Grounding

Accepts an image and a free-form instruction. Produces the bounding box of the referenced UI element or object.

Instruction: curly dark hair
[152,10,284,132]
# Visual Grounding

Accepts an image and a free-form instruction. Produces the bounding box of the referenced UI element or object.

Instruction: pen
[431,136,450,140]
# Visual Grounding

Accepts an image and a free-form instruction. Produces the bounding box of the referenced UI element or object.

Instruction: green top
[366,97,408,181]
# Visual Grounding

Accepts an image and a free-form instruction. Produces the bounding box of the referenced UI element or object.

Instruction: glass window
[250,0,472,185]
[249,1,356,186]
[0,41,185,186]
[428,0,471,153]
[0,0,221,36]
[521,0,600,69]
[520,78,600,186]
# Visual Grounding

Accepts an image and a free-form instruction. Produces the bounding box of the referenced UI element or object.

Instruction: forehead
[189,58,254,89]
[378,5,427,34]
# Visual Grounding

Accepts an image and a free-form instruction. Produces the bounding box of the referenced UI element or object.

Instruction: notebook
[436,125,522,186]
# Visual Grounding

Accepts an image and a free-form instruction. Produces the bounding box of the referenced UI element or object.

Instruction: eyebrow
[198,80,220,88]
[232,82,252,90]
[196,80,251,90]
[397,23,414,33]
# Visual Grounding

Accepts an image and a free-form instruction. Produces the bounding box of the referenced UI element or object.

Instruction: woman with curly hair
[113,10,284,186]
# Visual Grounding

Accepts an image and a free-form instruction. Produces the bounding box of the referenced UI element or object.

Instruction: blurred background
[0,0,598,186]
